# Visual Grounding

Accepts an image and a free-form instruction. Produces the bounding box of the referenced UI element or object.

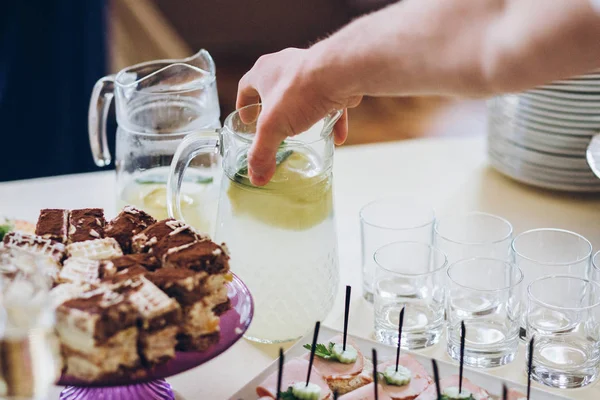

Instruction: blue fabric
[0,1,109,181]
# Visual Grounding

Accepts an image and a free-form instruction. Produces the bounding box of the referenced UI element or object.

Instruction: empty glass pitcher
[167,104,341,343]
[88,50,221,235]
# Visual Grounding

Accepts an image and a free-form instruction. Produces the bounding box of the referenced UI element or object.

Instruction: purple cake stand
[59,274,253,400]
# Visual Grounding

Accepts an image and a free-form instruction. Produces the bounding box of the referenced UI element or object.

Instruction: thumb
[248,114,289,186]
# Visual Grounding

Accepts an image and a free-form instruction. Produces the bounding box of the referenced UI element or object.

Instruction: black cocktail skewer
[306,321,321,387]
[395,306,405,372]
[343,285,351,351]
[276,348,284,400]
[527,336,534,400]
[502,384,508,400]
[333,390,339,400]
[372,348,379,400]
[459,320,466,395]
[431,359,441,400]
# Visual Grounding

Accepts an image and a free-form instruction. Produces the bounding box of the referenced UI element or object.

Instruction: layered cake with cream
[0,206,233,382]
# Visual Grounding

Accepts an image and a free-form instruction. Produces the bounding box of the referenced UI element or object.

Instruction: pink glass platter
[58,273,253,390]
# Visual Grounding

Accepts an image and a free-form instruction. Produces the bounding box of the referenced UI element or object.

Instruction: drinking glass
[512,228,592,339]
[592,250,600,283]
[360,198,435,302]
[447,258,523,368]
[0,252,61,399]
[373,241,447,349]
[526,275,600,389]
[434,212,513,265]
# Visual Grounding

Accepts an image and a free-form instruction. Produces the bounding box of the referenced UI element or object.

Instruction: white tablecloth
[1,136,599,399]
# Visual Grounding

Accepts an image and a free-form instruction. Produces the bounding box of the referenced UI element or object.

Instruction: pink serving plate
[58,273,253,388]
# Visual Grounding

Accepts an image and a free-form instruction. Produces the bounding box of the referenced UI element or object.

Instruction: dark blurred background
[0,0,484,182]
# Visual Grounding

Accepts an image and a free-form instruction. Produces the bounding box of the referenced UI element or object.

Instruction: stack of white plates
[487,70,600,192]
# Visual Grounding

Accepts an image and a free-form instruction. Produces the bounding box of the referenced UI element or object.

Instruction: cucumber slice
[331,344,358,364]
[382,365,411,386]
[442,386,474,399]
[291,382,321,400]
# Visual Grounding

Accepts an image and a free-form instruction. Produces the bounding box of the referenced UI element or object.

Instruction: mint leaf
[303,342,338,360]
[0,224,13,241]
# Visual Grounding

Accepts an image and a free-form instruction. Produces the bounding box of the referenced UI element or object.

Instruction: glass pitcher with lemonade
[167,104,341,343]
[88,50,221,235]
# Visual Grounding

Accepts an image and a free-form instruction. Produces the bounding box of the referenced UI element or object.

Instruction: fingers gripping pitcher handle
[167,132,220,222]
[88,75,115,167]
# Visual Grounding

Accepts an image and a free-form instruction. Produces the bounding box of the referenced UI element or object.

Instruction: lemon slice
[226,151,332,230]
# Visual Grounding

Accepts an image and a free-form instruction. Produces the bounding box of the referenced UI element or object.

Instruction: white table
[1,136,600,399]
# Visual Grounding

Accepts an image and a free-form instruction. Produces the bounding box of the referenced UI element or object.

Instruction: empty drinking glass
[434,212,513,265]
[592,251,600,283]
[526,275,600,389]
[446,258,523,368]
[373,241,447,349]
[360,198,435,302]
[512,228,592,339]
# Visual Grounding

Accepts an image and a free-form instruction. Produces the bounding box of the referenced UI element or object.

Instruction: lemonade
[216,148,339,342]
[118,167,220,236]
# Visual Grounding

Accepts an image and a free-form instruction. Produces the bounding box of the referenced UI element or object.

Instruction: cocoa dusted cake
[1,205,233,382]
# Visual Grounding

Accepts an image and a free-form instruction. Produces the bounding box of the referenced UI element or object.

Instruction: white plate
[489,155,600,193]
[520,92,600,109]
[489,150,600,183]
[541,83,600,92]
[487,136,590,170]
[529,89,600,102]
[489,111,597,136]
[488,127,587,157]
[492,99,600,129]
[231,325,572,400]
[517,96,600,114]
[488,112,595,147]
[506,100,600,123]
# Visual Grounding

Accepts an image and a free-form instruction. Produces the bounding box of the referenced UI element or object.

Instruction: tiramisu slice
[68,208,106,243]
[101,253,161,273]
[131,219,204,256]
[36,209,69,243]
[106,273,181,365]
[49,282,95,309]
[66,238,123,260]
[162,240,230,274]
[3,232,66,264]
[56,287,140,381]
[105,206,156,252]
[58,257,116,284]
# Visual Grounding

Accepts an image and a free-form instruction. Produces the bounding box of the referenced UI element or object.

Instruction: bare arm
[238,0,600,185]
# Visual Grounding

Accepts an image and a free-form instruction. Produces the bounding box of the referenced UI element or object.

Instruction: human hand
[236,47,362,186]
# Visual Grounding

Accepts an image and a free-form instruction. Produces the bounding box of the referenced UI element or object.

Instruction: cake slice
[131,219,205,256]
[68,208,106,243]
[105,206,156,252]
[106,274,182,365]
[35,209,69,243]
[162,240,230,274]
[66,238,123,260]
[56,287,140,381]
[49,282,95,309]
[58,257,116,284]
[101,253,161,273]
[3,232,66,264]
[0,243,62,282]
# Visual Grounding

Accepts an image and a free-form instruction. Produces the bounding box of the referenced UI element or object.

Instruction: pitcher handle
[167,131,220,222]
[88,75,115,167]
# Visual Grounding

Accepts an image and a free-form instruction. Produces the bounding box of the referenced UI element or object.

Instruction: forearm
[309,0,600,98]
